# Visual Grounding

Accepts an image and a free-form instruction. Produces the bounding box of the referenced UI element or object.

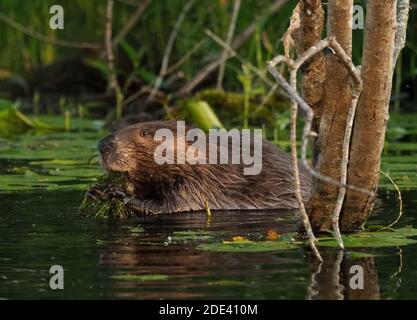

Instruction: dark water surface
[1,127,417,299]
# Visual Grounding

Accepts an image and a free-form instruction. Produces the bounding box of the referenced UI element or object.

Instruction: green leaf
[110,274,169,282]
[186,100,224,131]
[198,240,298,252]
[127,225,145,234]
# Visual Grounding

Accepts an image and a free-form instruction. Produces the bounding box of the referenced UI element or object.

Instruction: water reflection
[307,250,380,300]
[0,190,416,299]
[97,210,302,299]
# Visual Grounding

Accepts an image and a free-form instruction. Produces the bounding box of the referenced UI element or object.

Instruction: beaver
[95,120,311,214]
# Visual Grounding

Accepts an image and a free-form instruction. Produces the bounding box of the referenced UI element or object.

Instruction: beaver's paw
[86,184,105,200]
[102,185,128,200]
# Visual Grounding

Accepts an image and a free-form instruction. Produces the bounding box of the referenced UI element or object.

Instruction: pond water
[1,116,417,300]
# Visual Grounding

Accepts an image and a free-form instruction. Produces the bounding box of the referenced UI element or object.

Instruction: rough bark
[308,0,353,232]
[296,0,325,143]
[342,0,397,231]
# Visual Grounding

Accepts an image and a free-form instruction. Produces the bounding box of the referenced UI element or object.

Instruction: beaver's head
[98,120,187,180]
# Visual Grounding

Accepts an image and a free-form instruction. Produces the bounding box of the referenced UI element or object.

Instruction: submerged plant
[79,172,134,218]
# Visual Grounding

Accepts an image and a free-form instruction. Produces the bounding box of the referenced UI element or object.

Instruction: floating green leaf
[127,225,145,234]
[198,227,417,253]
[171,230,227,243]
[317,227,417,248]
[110,274,169,282]
[198,240,298,252]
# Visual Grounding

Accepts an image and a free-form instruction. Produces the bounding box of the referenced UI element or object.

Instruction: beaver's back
[130,131,311,212]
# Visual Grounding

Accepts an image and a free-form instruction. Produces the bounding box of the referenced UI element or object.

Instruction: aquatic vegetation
[170,230,225,244]
[185,100,224,131]
[0,117,106,192]
[78,173,134,218]
[110,274,169,282]
[127,224,145,234]
[198,239,299,252]
[198,227,417,253]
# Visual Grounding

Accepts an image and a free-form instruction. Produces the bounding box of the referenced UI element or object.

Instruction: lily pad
[171,230,230,244]
[198,240,298,252]
[110,274,169,282]
[0,171,88,192]
[127,225,145,234]
[198,227,417,253]
[317,227,417,248]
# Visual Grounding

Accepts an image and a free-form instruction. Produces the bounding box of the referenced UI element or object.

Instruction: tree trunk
[341,0,397,231]
[308,0,353,232]
[296,0,325,163]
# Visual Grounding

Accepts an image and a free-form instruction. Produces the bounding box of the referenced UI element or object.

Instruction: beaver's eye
[140,129,149,137]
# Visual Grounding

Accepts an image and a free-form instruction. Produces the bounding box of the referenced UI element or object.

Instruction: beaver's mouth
[98,153,112,171]
[99,153,126,174]
[98,135,123,172]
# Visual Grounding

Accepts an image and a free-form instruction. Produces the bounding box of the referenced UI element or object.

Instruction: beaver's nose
[98,135,116,155]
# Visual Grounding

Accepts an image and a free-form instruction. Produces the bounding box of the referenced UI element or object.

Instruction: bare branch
[331,66,362,250]
[175,0,289,97]
[99,0,150,60]
[379,170,403,230]
[148,0,196,102]
[113,0,150,47]
[205,29,274,87]
[217,0,242,89]
[106,0,124,118]
[290,69,322,262]
[164,39,206,76]
[0,12,101,49]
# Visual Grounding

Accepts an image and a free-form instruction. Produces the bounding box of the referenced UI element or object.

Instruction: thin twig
[148,0,196,102]
[164,39,206,76]
[379,170,404,230]
[206,29,274,87]
[100,0,150,59]
[114,0,150,45]
[289,69,322,262]
[331,80,362,249]
[175,0,289,97]
[116,0,141,6]
[105,0,124,118]
[217,0,242,89]
[327,41,363,250]
[122,85,165,107]
[252,83,280,117]
[0,12,101,49]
